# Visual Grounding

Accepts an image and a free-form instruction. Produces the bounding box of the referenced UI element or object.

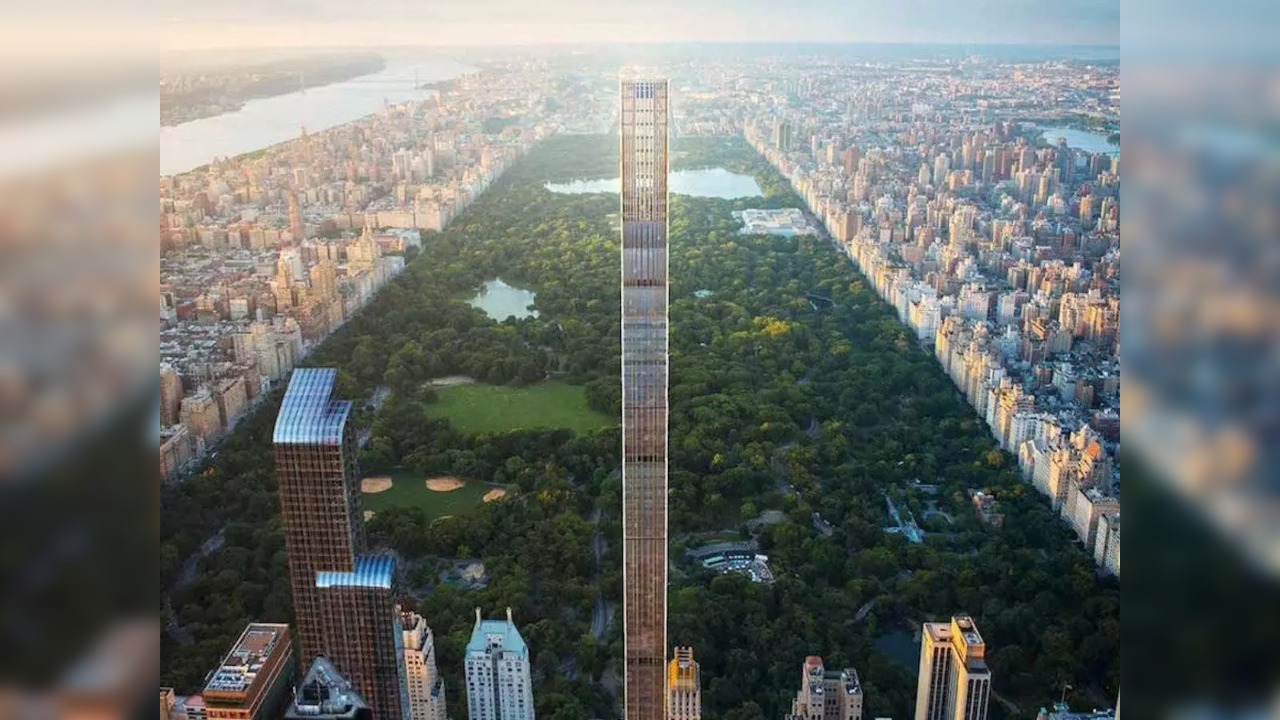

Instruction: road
[589,507,614,640]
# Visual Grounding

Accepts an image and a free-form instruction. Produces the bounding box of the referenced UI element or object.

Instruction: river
[160,56,474,176]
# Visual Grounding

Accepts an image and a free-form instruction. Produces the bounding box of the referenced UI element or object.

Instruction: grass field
[362,471,493,519]
[426,380,614,434]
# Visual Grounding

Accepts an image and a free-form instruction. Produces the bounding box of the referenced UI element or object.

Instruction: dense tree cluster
[160,135,1118,719]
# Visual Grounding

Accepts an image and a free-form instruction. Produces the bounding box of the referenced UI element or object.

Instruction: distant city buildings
[716,58,1121,575]
[667,647,702,720]
[201,623,296,720]
[464,608,534,720]
[400,609,447,720]
[915,617,991,720]
[788,656,864,720]
[160,61,612,478]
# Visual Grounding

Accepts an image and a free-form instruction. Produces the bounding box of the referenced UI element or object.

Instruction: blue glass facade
[272,367,352,445]
[315,554,395,590]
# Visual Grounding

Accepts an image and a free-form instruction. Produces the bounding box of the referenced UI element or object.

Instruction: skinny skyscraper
[619,76,670,720]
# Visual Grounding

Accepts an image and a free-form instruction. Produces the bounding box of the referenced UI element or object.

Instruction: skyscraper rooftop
[315,554,395,590]
[285,657,370,720]
[466,608,528,657]
[272,367,351,444]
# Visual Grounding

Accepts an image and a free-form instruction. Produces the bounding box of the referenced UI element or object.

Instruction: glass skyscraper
[273,368,405,720]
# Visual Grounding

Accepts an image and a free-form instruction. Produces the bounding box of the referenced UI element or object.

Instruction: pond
[875,630,920,669]
[468,279,538,320]
[1037,125,1119,155]
[545,167,764,198]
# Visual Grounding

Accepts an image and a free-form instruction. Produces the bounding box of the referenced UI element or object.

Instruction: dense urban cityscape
[160,46,1120,720]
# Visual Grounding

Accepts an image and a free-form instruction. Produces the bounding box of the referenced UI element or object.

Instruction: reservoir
[1037,125,1119,156]
[545,167,764,198]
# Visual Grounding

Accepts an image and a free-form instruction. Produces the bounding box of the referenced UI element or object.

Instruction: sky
[136,0,1118,50]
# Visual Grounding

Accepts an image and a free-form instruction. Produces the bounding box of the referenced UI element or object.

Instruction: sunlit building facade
[400,609,447,720]
[201,623,295,720]
[667,647,701,720]
[914,617,991,720]
[789,656,862,720]
[620,76,670,720]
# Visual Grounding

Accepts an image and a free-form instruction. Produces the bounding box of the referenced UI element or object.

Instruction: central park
[160,134,1119,719]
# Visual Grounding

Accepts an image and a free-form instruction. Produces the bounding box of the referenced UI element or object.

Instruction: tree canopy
[161,134,1118,719]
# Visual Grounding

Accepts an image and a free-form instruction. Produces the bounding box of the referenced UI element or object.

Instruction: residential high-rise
[285,657,372,720]
[160,364,184,426]
[400,609,447,720]
[914,617,992,720]
[667,647,701,720]
[289,190,304,244]
[273,367,365,662]
[202,623,296,720]
[315,556,409,720]
[771,119,793,151]
[464,608,533,720]
[789,656,863,720]
[620,76,670,720]
[274,369,405,720]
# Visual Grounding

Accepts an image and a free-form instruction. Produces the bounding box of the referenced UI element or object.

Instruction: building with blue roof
[314,553,408,720]
[273,369,403,720]
[463,608,533,720]
[315,555,395,590]
[272,367,352,445]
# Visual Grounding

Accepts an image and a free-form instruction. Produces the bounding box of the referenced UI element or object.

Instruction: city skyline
[160,47,1120,719]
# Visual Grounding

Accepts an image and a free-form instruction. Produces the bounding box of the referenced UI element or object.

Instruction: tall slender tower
[620,76,670,720]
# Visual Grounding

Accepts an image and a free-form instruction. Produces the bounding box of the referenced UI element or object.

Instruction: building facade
[914,617,992,720]
[789,656,863,720]
[667,647,701,720]
[315,556,409,720]
[202,623,296,720]
[464,608,533,720]
[620,76,670,720]
[274,369,404,720]
[400,609,447,720]
[273,367,366,662]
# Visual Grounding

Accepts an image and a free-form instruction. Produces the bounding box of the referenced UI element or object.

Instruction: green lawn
[362,471,493,520]
[426,380,614,434]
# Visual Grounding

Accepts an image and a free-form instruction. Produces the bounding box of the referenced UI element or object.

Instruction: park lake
[545,167,763,198]
[1037,125,1119,155]
[468,279,538,320]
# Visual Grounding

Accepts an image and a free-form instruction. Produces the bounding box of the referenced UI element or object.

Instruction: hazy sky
[144,0,1118,50]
